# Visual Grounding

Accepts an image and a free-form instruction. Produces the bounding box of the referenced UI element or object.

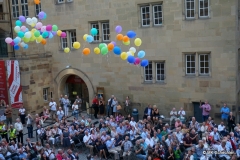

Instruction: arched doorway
[54,68,95,111]
[65,75,89,107]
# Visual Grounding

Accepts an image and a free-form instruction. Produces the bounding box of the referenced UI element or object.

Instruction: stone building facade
[1,0,240,122]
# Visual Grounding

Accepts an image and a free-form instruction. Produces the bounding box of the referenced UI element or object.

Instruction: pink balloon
[10,41,14,46]
[61,32,66,38]
[36,22,43,29]
[21,26,26,32]
[46,25,52,31]
[41,26,46,32]
[134,57,141,65]
[5,37,13,44]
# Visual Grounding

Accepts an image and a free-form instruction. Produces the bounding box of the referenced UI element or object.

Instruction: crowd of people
[0,97,239,160]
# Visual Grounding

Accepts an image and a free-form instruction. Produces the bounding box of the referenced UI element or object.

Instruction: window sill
[184,75,211,78]
[153,24,163,27]
[140,25,151,28]
[142,81,166,85]
[198,16,210,19]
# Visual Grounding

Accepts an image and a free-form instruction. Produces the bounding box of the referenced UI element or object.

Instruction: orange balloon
[41,39,46,45]
[83,48,90,55]
[107,43,114,51]
[123,36,129,42]
[34,0,40,5]
[116,34,123,41]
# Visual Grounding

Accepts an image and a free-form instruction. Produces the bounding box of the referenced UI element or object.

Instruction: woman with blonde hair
[152,105,160,125]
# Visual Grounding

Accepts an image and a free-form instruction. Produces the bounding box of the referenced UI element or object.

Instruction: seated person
[183,133,193,148]
[134,140,147,160]
[209,128,221,144]
[83,131,94,156]
[175,118,182,128]
[105,136,122,160]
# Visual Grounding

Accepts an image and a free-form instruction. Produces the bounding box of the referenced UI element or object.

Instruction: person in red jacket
[92,95,99,119]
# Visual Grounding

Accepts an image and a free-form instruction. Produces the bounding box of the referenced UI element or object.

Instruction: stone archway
[54,68,95,106]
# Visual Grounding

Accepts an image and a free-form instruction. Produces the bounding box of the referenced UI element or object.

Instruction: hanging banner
[0,60,9,105]
[7,60,23,108]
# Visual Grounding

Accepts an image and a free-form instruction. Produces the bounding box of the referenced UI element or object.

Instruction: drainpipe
[8,0,15,57]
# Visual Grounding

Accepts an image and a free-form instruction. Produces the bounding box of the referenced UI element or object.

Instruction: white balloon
[14,26,21,32]
[129,47,136,53]
[32,17,38,23]
[26,18,32,25]
[127,51,133,56]
[41,26,46,32]
[24,32,32,39]
[20,42,26,47]
[16,37,21,42]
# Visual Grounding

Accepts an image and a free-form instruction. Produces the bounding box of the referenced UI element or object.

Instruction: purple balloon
[52,31,57,36]
[111,41,116,46]
[115,25,122,33]
[10,41,14,46]
[46,25,52,31]
[61,32,67,38]
[19,16,26,22]
[38,11,45,19]
[134,58,141,65]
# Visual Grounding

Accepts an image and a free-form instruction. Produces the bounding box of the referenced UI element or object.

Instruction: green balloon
[52,25,58,31]
[34,31,40,37]
[99,43,105,50]
[101,47,108,55]
[17,31,24,38]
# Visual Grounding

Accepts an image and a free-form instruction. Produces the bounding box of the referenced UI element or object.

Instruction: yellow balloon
[127,51,134,56]
[134,38,142,46]
[30,35,36,41]
[36,35,43,42]
[122,40,130,45]
[73,42,81,49]
[31,29,36,33]
[83,34,88,41]
[57,30,62,36]
[120,52,128,60]
[64,47,70,53]
[94,47,100,54]
[31,23,36,27]
[130,51,134,56]
[23,38,30,43]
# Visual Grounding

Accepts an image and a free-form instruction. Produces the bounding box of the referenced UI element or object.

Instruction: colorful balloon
[38,11,45,20]
[52,25,58,31]
[64,47,70,53]
[14,26,21,33]
[13,37,21,44]
[20,26,26,32]
[23,44,28,49]
[34,31,40,37]
[137,50,145,58]
[86,35,94,43]
[14,45,20,50]
[120,52,128,60]
[123,36,129,42]
[5,37,12,44]
[129,47,136,53]
[140,59,149,67]
[83,48,90,55]
[32,17,38,24]
[41,39,47,45]
[20,42,26,47]
[17,31,25,38]
[115,25,122,33]
[101,47,108,55]
[19,16,26,22]
[73,42,81,49]
[116,34,123,41]
[24,32,32,39]
[94,47,100,54]
[57,30,62,36]
[107,43,114,51]
[41,26,46,32]
[26,18,32,25]
[46,25,52,31]
[126,31,137,38]
[113,46,121,55]
[36,22,43,29]
[123,41,130,45]
[111,41,116,46]
[134,58,141,65]
[127,55,135,64]
[34,0,40,5]
[99,43,105,50]
[90,28,98,36]
[134,38,142,46]
[83,34,88,41]
[15,20,22,27]
[61,32,67,38]
[42,31,49,38]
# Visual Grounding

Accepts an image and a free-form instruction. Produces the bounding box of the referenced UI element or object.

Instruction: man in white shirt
[44,143,56,160]
[174,127,183,142]
[129,117,136,128]
[37,125,46,145]
[178,107,186,123]
[210,128,221,143]
[145,134,154,148]
[218,121,227,136]
[56,107,64,121]
[218,140,231,160]
[14,118,23,143]
[83,131,93,156]
[170,108,177,125]
[49,99,57,120]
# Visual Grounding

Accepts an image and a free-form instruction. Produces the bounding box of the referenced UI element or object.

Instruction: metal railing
[0,13,9,21]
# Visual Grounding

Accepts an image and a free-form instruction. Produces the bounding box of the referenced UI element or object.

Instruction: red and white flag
[6,60,23,108]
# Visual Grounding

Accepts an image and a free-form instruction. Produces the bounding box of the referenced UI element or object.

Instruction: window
[141,6,150,26]
[43,88,48,101]
[57,0,64,3]
[144,62,152,81]
[199,54,209,75]
[185,54,195,75]
[60,30,77,50]
[185,0,195,19]
[199,0,209,17]
[12,0,19,18]
[21,0,28,17]
[50,92,53,99]
[0,38,8,57]
[102,22,110,42]
[91,23,99,41]
[156,62,165,81]
[35,3,41,16]
[69,31,76,48]
[153,5,163,26]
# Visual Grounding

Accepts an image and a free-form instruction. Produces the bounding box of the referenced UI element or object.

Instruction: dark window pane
[200,55,204,61]
[187,62,190,67]
[187,68,190,73]
[191,2,194,8]
[187,55,190,61]
[146,7,149,12]
[200,62,204,67]
[191,55,195,61]
[200,1,203,8]
[190,10,194,17]
[205,68,209,73]
[200,68,204,73]
[187,10,190,17]
[191,62,195,67]
[191,68,195,73]
[205,9,208,16]
[205,62,209,67]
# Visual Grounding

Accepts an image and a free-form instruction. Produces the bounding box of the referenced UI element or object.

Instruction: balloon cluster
[5,11,81,52]
[81,25,149,67]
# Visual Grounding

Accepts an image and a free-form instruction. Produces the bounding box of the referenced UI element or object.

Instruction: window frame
[199,0,209,18]
[185,0,195,19]
[57,0,65,4]
[35,3,41,16]
[155,62,165,82]
[152,4,163,26]
[43,88,48,101]
[21,0,29,17]
[144,62,153,82]
[69,30,77,49]
[101,22,110,42]
[185,54,196,75]
[199,54,210,76]
[140,5,151,27]
[60,30,68,49]
[12,0,19,18]
[91,23,100,42]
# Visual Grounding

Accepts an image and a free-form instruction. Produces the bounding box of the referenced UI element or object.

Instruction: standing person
[170,108,177,125]
[0,121,8,142]
[14,118,23,143]
[8,125,16,143]
[199,100,211,122]
[92,95,99,119]
[62,95,70,117]
[99,97,105,118]
[75,96,82,112]
[49,99,57,121]
[0,100,6,108]
[26,114,34,138]
[221,103,230,124]
[72,102,79,119]
[228,112,235,132]
[57,107,64,121]
[19,105,26,126]
[4,105,12,126]
[107,95,114,117]
[62,128,71,152]
[124,96,131,115]
[111,97,118,117]
[59,95,64,108]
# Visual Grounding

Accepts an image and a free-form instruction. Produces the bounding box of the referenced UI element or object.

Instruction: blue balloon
[140,59,149,67]
[113,46,121,55]
[42,31,49,38]
[90,28,98,36]
[25,28,29,33]
[13,37,21,44]
[23,44,28,49]
[48,32,53,39]
[127,55,135,64]
[86,35,94,43]
[137,50,146,58]
[126,31,136,38]
[14,45,20,50]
